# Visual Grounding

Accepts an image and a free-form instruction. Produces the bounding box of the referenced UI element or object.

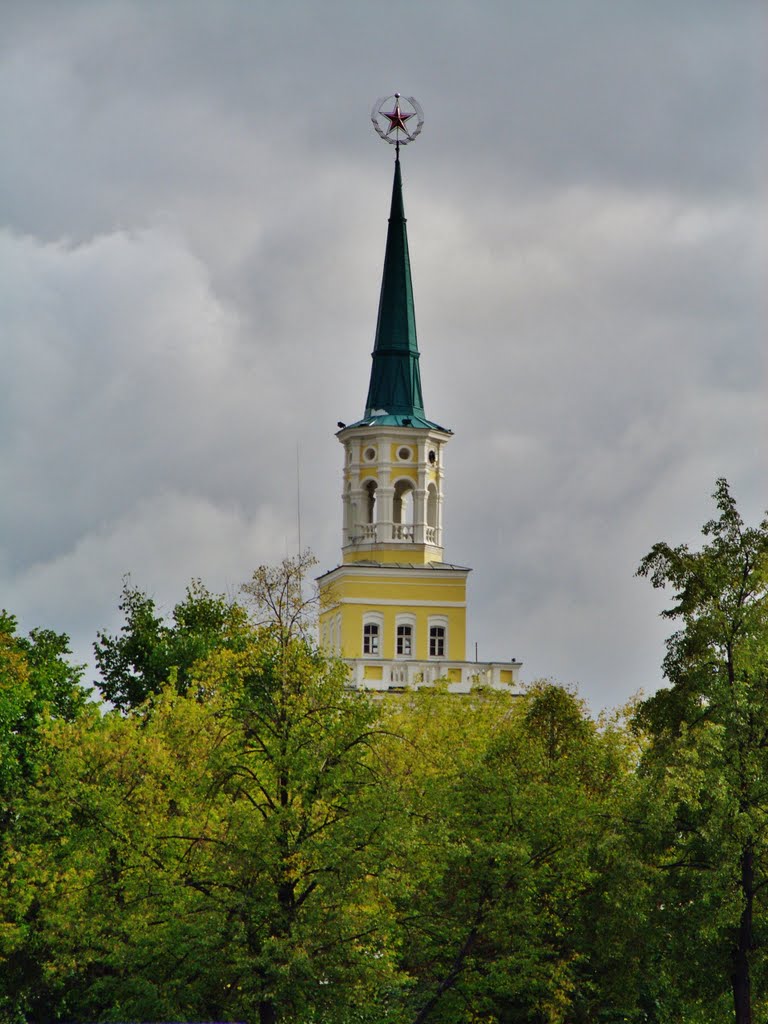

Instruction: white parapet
[343,657,523,694]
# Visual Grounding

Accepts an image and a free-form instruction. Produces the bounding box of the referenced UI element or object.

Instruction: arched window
[396,624,412,656]
[363,622,380,655]
[395,614,416,658]
[428,616,448,658]
[362,613,383,657]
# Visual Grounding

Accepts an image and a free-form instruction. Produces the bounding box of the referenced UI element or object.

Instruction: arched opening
[363,480,378,524]
[393,480,415,526]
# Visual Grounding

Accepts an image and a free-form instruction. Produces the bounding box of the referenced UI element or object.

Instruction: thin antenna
[296,442,302,556]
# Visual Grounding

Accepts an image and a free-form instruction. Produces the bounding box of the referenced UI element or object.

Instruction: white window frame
[395,614,416,659]
[362,613,383,657]
[428,616,448,658]
[396,624,413,657]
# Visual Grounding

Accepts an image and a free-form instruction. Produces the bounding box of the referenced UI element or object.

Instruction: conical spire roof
[365,155,423,418]
[347,157,449,432]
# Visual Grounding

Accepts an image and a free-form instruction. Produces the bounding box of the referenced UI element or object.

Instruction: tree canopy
[93,577,250,711]
[1,490,767,1023]
[635,478,768,1024]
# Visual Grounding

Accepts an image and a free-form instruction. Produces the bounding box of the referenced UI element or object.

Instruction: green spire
[364,156,426,421]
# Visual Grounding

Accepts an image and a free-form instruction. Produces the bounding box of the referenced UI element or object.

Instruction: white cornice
[337,426,452,444]
[317,563,471,584]
[331,598,467,608]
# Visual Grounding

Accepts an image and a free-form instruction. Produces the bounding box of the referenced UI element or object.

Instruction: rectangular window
[396,624,413,656]
[363,622,379,655]
[429,625,446,657]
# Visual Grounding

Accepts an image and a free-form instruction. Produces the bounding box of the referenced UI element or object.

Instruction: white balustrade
[345,658,522,694]
[389,664,409,685]
[392,523,414,541]
[349,521,437,547]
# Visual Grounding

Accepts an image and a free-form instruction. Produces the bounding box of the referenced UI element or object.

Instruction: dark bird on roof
[337,421,346,429]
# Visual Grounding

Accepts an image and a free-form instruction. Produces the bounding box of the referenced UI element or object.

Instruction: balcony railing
[343,657,522,694]
[392,523,414,541]
[348,522,439,545]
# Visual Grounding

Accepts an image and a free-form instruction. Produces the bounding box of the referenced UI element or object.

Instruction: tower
[317,96,521,692]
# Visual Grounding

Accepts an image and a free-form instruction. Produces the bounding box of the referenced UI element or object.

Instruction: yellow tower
[318,129,521,693]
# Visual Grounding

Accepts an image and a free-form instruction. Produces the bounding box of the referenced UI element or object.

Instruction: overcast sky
[2,1,766,713]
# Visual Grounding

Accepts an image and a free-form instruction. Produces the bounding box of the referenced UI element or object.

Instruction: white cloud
[10,489,286,682]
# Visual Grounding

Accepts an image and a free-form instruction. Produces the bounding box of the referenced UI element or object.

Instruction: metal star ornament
[382,98,413,135]
[371,93,424,147]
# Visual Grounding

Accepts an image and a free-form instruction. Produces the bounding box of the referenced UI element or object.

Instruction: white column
[377,486,394,541]
[413,488,427,543]
[436,493,445,550]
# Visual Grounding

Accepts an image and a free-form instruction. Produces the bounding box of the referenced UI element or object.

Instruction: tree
[0,612,88,832]
[241,549,318,645]
[377,682,638,1024]
[94,577,249,710]
[5,549,697,1022]
[0,612,91,1022]
[635,478,768,1024]
[15,557,399,1024]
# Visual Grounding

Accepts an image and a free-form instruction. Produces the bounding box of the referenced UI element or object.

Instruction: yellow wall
[390,466,418,482]
[346,465,420,485]
[319,568,467,661]
[343,546,442,565]
[389,442,417,462]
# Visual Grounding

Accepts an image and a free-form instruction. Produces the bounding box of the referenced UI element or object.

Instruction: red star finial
[371,93,424,148]
[381,94,414,137]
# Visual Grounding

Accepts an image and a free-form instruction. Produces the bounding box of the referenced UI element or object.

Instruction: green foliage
[4,558,401,1023]
[0,612,88,818]
[94,577,250,710]
[376,683,639,1024]
[635,478,768,1023]
[0,612,91,1022]
[186,632,396,1024]
[0,597,649,1023]
[6,499,768,1024]
[636,478,768,742]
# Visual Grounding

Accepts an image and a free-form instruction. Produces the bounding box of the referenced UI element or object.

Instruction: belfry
[317,95,521,692]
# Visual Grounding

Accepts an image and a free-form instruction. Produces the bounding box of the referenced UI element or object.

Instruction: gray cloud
[1,1,765,710]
